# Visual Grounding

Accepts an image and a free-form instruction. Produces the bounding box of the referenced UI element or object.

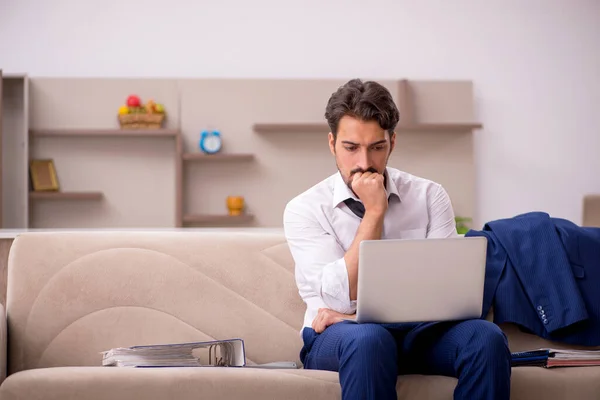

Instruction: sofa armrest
[0,303,6,384]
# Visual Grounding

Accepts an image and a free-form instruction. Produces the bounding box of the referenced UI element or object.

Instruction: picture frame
[30,159,59,191]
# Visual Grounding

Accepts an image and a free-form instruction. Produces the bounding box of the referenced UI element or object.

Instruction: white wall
[1,0,599,227]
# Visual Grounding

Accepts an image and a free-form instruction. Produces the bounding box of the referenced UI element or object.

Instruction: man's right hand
[351,172,388,216]
[345,171,387,300]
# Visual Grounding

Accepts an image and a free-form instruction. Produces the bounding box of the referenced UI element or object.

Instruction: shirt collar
[332,167,401,209]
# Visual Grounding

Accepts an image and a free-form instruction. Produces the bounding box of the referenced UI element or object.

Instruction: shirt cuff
[321,257,354,314]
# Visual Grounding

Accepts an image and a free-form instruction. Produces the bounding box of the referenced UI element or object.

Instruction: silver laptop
[354,237,487,324]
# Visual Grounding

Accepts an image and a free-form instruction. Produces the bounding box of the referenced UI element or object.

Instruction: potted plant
[455,216,472,235]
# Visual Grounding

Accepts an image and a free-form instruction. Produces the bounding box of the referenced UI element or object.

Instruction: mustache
[350,167,379,176]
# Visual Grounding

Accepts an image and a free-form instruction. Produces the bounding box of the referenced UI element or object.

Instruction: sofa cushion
[0,366,449,400]
[510,365,600,400]
[1,366,599,400]
[6,232,305,374]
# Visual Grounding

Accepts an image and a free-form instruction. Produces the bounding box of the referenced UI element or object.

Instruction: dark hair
[325,79,400,141]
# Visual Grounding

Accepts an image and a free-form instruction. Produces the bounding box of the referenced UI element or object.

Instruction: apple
[126,95,141,107]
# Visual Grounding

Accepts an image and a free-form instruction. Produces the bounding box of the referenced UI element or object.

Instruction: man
[283,79,511,400]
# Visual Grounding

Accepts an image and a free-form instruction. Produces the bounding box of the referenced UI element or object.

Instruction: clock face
[203,135,221,153]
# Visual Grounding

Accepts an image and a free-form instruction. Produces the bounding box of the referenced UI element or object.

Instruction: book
[511,348,600,368]
[101,338,246,368]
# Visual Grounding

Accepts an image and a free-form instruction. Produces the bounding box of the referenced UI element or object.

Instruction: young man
[283,79,511,400]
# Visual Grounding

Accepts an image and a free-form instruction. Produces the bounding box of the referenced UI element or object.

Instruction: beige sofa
[0,231,599,400]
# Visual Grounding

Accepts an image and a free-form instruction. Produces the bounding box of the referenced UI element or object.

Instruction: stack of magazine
[101,339,246,368]
[511,348,600,368]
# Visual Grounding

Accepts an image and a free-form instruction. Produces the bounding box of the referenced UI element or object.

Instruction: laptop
[353,237,487,324]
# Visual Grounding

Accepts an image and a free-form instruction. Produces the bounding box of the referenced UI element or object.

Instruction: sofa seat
[0,366,451,400]
[1,365,599,400]
[0,367,600,400]
[0,367,340,400]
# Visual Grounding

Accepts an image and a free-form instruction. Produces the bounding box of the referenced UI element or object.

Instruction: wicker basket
[118,113,165,129]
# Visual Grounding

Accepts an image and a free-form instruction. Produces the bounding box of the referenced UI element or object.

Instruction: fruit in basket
[154,103,165,113]
[118,105,129,115]
[145,99,156,114]
[128,106,143,113]
[126,95,141,107]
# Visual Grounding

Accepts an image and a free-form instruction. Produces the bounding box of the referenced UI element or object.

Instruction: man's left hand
[312,308,355,333]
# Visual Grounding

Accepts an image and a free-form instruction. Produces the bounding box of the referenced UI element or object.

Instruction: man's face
[328,115,396,191]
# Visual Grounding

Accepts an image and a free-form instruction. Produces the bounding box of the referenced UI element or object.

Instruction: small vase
[226,196,245,216]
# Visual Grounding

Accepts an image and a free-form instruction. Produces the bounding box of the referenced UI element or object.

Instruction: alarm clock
[199,130,222,154]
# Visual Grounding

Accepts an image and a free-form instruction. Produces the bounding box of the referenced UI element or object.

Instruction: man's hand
[351,172,388,216]
[312,308,355,333]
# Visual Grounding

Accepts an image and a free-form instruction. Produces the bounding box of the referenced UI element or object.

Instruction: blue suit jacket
[466,211,600,346]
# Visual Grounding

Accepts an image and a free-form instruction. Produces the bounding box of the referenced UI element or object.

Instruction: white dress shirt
[283,167,458,330]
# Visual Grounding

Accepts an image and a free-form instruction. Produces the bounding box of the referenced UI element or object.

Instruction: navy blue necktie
[344,198,366,218]
[344,195,393,219]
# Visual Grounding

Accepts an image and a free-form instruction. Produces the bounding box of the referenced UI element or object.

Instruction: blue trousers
[300,319,511,400]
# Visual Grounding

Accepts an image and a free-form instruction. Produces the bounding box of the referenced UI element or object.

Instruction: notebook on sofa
[511,348,600,368]
[101,338,246,368]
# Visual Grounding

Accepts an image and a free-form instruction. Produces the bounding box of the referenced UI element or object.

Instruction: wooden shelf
[29,191,104,200]
[253,122,482,133]
[253,123,328,133]
[182,153,255,162]
[2,74,27,80]
[397,123,483,132]
[30,129,179,137]
[183,214,254,225]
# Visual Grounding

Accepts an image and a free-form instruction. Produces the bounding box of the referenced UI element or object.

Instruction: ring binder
[101,338,299,369]
[208,341,236,367]
[101,339,246,368]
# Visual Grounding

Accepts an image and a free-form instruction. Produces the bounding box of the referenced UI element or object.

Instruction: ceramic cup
[226,196,245,216]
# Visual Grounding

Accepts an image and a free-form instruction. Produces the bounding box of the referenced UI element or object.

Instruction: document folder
[101,338,246,368]
[511,348,600,368]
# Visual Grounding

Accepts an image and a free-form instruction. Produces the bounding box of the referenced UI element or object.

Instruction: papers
[547,348,600,368]
[101,339,246,368]
[512,348,600,368]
